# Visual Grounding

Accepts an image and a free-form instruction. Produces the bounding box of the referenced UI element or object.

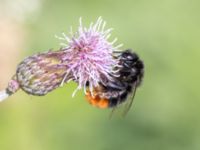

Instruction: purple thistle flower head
[56,17,123,96]
[0,17,124,102]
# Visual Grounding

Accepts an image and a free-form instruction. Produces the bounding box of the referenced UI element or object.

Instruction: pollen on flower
[56,17,123,96]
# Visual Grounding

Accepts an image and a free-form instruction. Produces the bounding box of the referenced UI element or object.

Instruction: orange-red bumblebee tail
[85,90,109,109]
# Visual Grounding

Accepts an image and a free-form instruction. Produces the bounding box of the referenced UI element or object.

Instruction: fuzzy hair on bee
[85,49,144,115]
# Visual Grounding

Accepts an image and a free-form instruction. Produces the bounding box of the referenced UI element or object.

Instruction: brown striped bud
[16,50,73,96]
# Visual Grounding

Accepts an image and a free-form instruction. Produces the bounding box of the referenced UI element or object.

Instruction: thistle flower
[56,17,123,95]
[0,17,123,102]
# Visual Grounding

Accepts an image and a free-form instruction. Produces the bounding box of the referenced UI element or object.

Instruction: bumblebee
[85,49,144,114]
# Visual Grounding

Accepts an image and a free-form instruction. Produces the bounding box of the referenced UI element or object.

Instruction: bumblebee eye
[121,50,138,61]
[129,53,139,61]
[121,51,131,58]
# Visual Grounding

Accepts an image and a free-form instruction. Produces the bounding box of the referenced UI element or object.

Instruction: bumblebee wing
[122,84,137,117]
[109,86,137,118]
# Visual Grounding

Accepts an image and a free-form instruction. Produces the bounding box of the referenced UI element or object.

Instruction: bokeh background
[0,0,200,149]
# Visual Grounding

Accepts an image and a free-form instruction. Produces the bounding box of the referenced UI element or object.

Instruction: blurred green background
[0,0,200,150]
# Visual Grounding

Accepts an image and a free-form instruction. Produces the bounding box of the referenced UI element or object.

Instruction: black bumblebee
[86,49,144,115]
